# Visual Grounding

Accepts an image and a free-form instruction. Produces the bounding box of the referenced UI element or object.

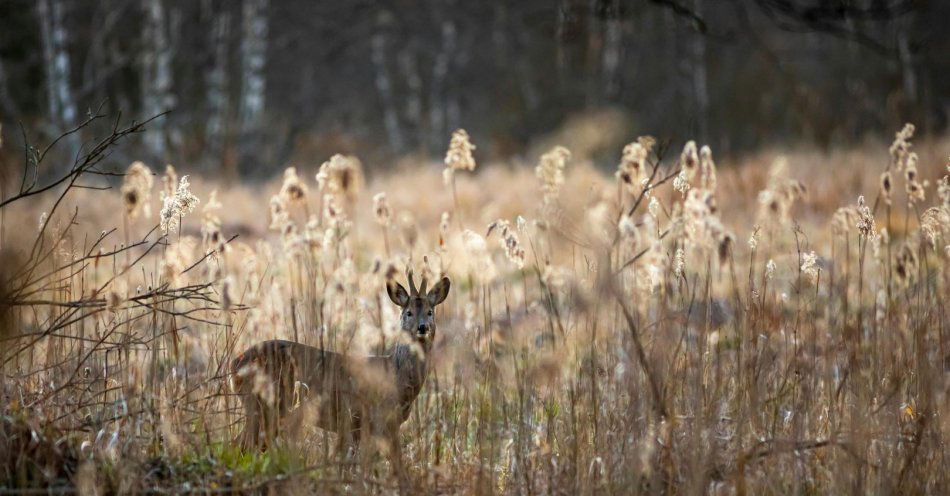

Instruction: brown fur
[231,272,450,478]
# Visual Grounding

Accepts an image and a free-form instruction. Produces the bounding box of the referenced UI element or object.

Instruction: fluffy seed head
[748,227,760,251]
[681,141,699,180]
[801,251,819,283]
[920,206,950,248]
[121,161,154,218]
[673,170,690,196]
[487,219,526,269]
[618,213,640,249]
[889,123,915,170]
[904,152,925,204]
[894,240,919,287]
[373,192,392,226]
[316,154,363,202]
[880,171,893,206]
[444,129,477,172]
[161,165,178,199]
[536,146,571,204]
[280,167,309,203]
[856,196,875,238]
[616,139,651,193]
[699,145,717,191]
[159,176,200,233]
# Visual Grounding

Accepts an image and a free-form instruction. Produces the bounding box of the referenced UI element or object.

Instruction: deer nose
[417,324,428,334]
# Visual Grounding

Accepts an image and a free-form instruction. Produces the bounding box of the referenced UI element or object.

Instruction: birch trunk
[602,0,622,99]
[398,41,423,150]
[372,12,404,153]
[239,0,268,136]
[205,6,231,169]
[37,0,80,161]
[585,0,602,105]
[429,1,457,150]
[690,0,709,142]
[897,24,917,105]
[556,0,570,86]
[0,58,19,119]
[141,0,175,162]
[516,27,540,110]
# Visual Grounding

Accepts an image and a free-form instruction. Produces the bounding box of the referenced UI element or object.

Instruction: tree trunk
[141,0,175,162]
[398,41,423,151]
[372,11,404,153]
[429,1,457,151]
[556,0,570,87]
[585,0,602,106]
[491,3,509,68]
[0,58,20,120]
[897,23,917,105]
[601,0,622,99]
[37,0,80,162]
[205,4,231,170]
[690,0,709,142]
[515,26,540,111]
[239,0,268,136]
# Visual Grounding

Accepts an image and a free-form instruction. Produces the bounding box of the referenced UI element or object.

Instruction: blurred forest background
[0,0,948,178]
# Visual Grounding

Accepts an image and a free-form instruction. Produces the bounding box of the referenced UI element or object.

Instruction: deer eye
[406,311,413,317]
[428,310,433,316]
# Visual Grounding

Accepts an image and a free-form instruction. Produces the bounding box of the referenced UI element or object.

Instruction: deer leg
[239,396,261,451]
[261,400,279,450]
[387,425,409,490]
[349,415,362,457]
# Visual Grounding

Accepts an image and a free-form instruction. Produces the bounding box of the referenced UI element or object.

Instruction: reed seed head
[317,154,363,202]
[681,141,699,180]
[280,167,309,203]
[373,192,392,226]
[536,146,571,204]
[801,251,819,282]
[121,161,154,218]
[616,140,649,193]
[444,129,477,172]
[159,176,200,233]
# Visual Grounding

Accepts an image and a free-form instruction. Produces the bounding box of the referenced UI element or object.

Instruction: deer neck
[391,342,429,403]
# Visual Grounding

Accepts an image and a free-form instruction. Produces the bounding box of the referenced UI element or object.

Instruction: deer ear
[427,277,451,306]
[387,281,410,307]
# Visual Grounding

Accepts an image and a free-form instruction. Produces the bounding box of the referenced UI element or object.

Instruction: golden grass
[1,127,948,494]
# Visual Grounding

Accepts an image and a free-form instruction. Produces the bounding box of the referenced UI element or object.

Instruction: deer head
[386,269,450,347]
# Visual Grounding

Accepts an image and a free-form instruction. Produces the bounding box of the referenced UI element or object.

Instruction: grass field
[1,120,948,494]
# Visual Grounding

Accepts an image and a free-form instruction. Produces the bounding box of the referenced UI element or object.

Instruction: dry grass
[1,118,948,494]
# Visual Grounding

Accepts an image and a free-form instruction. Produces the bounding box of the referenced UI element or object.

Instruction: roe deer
[230,270,450,473]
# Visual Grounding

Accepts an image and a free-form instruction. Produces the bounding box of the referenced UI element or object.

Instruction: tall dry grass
[1,117,948,494]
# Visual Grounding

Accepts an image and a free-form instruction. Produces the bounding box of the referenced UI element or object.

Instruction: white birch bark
[141,0,175,161]
[585,0,602,105]
[0,55,20,119]
[372,12,404,152]
[37,0,80,158]
[515,28,540,110]
[239,0,268,135]
[398,41,422,149]
[205,8,231,164]
[429,3,456,150]
[556,0,570,84]
[491,3,508,67]
[690,0,709,141]
[897,24,917,104]
[602,0,623,98]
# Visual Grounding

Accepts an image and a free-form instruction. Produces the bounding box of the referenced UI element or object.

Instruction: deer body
[231,272,450,473]
[231,339,428,449]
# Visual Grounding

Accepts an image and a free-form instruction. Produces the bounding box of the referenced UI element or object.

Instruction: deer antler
[407,267,418,296]
[419,276,428,296]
